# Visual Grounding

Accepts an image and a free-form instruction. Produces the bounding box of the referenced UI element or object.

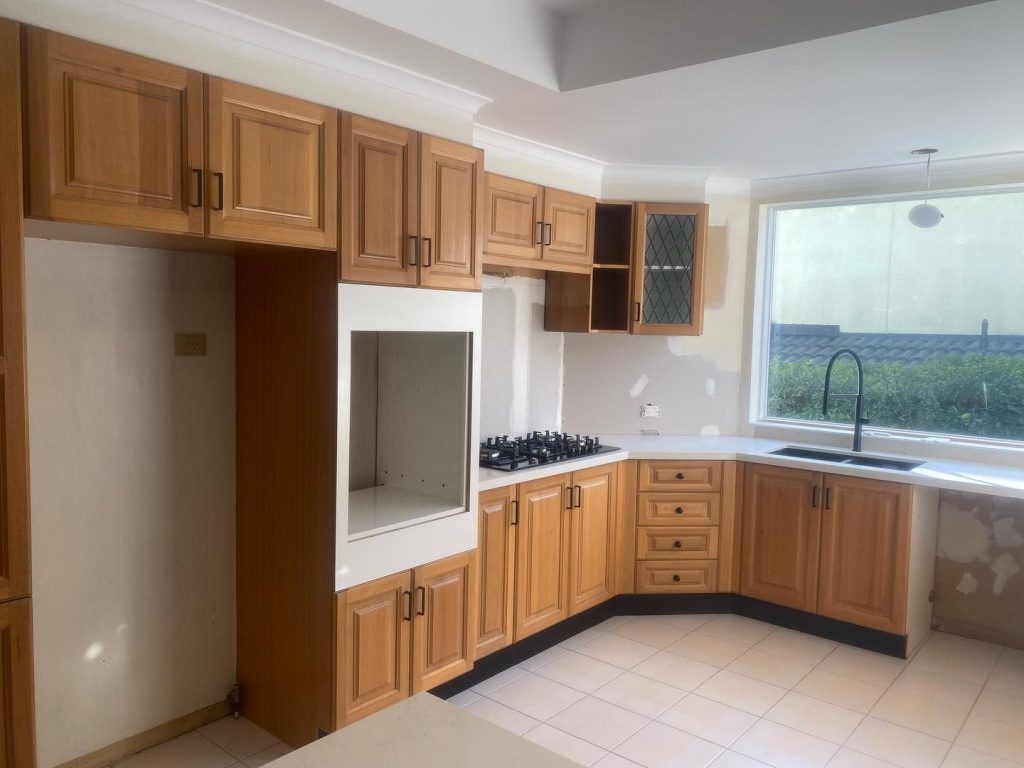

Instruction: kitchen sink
[769,446,923,472]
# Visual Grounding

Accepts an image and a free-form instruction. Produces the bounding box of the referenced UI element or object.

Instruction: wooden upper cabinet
[632,202,708,336]
[340,114,418,286]
[543,188,595,267]
[207,78,337,249]
[482,174,543,264]
[476,487,516,659]
[412,552,476,693]
[568,464,616,615]
[818,475,911,633]
[24,28,204,234]
[514,473,571,641]
[740,464,822,612]
[419,136,483,291]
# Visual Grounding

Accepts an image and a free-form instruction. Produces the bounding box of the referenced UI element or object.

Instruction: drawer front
[639,461,722,492]
[638,493,721,526]
[635,560,718,593]
[637,526,719,560]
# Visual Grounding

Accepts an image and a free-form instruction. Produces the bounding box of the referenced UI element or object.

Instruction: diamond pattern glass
[642,213,695,325]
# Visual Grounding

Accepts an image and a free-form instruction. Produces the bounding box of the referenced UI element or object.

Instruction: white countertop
[265,693,578,768]
[479,434,1024,500]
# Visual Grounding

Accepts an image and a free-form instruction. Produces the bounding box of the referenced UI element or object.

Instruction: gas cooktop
[479,432,619,472]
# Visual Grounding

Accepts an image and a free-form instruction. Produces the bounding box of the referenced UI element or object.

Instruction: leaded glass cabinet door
[632,203,708,335]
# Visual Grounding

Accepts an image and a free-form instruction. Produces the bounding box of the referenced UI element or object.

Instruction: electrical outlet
[641,403,661,418]
[175,332,207,356]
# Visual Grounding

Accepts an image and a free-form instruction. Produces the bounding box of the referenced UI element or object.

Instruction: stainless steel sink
[769,446,923,472]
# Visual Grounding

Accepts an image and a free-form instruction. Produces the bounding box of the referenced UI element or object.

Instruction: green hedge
[767,355,1024,440]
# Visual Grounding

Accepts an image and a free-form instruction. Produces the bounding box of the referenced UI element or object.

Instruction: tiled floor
[111,715,291,768]
[454,615,1024,768]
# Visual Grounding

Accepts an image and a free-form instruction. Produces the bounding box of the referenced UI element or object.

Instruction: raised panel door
[818,475,911,633]
[740,465,822,612]
[0,599,34,768]
[207,79,337,248]
[412,552,476,692]
[514,474,571,641]
[482,174,543,264]
[568,464,616,615]
[476,487,516,659]
[542,188,594,267]
[24,28,204,234]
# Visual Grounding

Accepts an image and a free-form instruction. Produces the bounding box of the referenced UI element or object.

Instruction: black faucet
[822,348,868,452]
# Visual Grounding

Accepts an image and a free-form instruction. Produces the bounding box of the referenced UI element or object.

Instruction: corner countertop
[479,434,1024,500]
[265,693,578,768]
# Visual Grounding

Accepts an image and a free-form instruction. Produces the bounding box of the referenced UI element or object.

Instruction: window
[761,188,1024,444]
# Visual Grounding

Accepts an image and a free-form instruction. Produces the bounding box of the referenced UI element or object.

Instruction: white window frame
[748,183,1024,463]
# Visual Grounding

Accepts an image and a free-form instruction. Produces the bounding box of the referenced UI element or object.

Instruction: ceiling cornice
[474,124,606,179]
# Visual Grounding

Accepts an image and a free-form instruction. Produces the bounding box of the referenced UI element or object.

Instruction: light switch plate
[641,403,661,418]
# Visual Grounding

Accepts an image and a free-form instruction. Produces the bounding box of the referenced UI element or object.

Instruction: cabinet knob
[673,540,682,548]
[675,472,685,480]
[675,507,683,514]
[672,574,681,582]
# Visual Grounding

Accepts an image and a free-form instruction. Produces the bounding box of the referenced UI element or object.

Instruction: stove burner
[479,431,619,472]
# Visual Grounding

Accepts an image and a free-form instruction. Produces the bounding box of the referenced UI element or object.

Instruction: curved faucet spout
[822,348,868,452]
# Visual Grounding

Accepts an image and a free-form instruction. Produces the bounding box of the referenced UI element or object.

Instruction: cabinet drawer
[638,493,720,526]
[635,561,718,593]
[638,461,721,492]
[637,527,718,560]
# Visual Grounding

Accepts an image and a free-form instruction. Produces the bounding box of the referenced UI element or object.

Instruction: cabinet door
[568,464,616,615]
[818,475,911,633]
[340,114,418,286]
[482,174,543,264]
[514,474,571,641]
[412,552,476,692]
[335,571,411,727]
[24,29,204,234]
[207,79,337,248]
[740,465,821,612]
[542,188,595,267]
[0,599,33,768]
[632,203,708,336]
[476,487,516,659]
[419,136,483,291]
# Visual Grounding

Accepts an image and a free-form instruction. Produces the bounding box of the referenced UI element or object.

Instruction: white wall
[26,240,236,768]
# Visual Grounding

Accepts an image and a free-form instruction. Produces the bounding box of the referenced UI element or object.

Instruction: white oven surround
[335,284,482,591]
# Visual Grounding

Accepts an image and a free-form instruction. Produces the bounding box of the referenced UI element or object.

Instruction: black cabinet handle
[672,574,681,582]
[634,302,641,322]
[673,540,683,548]
[510,499,518,526]
[675,507,684,514]
[408,235,418,266]
[565,487,573,510]
[402,590,412,621]
[212,172,224,211]
[190,168,203,208]
[544,222,552,245]
[536,221,544,245]
[573,485,582,508]
[811,486,819,509]
[675,472,686,480]
[422,237,433,267]
[824,488,833,510]
[416,586,426,616]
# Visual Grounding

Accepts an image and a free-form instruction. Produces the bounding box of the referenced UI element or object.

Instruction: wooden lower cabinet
[412,552,476,692]
[0,599,34,768]
[475,487,516,658]
[568,464,617,615]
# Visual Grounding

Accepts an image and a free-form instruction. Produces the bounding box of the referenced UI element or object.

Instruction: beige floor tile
[594,754,646,768]
[942,745,1024,767]
[754,628,838,666]
[666,631,749,667]
[732,719,838,768]
[694,670,787,716]
[650,614,716,631]
[871,668,980,740]
[535,650,626,693]
[612,617,691,648]
[765,691,863,744]
[846,717,952,768]
[446,689,481,708]
[525,723,608,766]
[657,693,758,748]
[711,751,773,767]
[577,632,660,669]
[593,616,637,632]
[696,616,776,648]
[794,669,886,714]
[972,684,1024,729]
[987,648,1024,696]
[197,718,280,762]
[115,732,235,768]
[592,671,687,718]
[242,742,291,768]
[548,696,650,751]
[520,644,570,671]
[470,664,528,695]
[614,721,724,768]
[818,645,906,688]
[562,626,610,650]
[956,714,1024,765]
[826,747,900,767]
[632,650,720,691]
[909,633,1002,686]
[727,649,814,688]
[463,697,540,735]
[488,672,586,720]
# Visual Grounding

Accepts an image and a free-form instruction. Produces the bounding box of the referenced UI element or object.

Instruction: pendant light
[908,148,943,228]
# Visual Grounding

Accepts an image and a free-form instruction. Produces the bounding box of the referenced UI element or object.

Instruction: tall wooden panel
[412,552,476,692]
[542,188,594,267]
[482,174,543,264]
[207,79,337,248]
[339,114,418,286]
[740,465,821,612]
[568,464,616,615]
[0,600,34,768]
[476,487,516,659]
[24,28,204,234]
[514,474,571,641]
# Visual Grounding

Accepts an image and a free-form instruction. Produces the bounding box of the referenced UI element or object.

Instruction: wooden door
[335,571,411,727]
[740,465,822,612]
[542,188,595,267]
[818,475,911,633]
[482,174,543,264]
[207,78,337,248]
[632,203,708,335]
[419,136,483,291]
[476,487,516,659]
[24,28,204,234]
[340,114,418,286]
[412,552,476,692]
[568,464,616,615]
[0,599,34,768]
[514,474,571,641]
